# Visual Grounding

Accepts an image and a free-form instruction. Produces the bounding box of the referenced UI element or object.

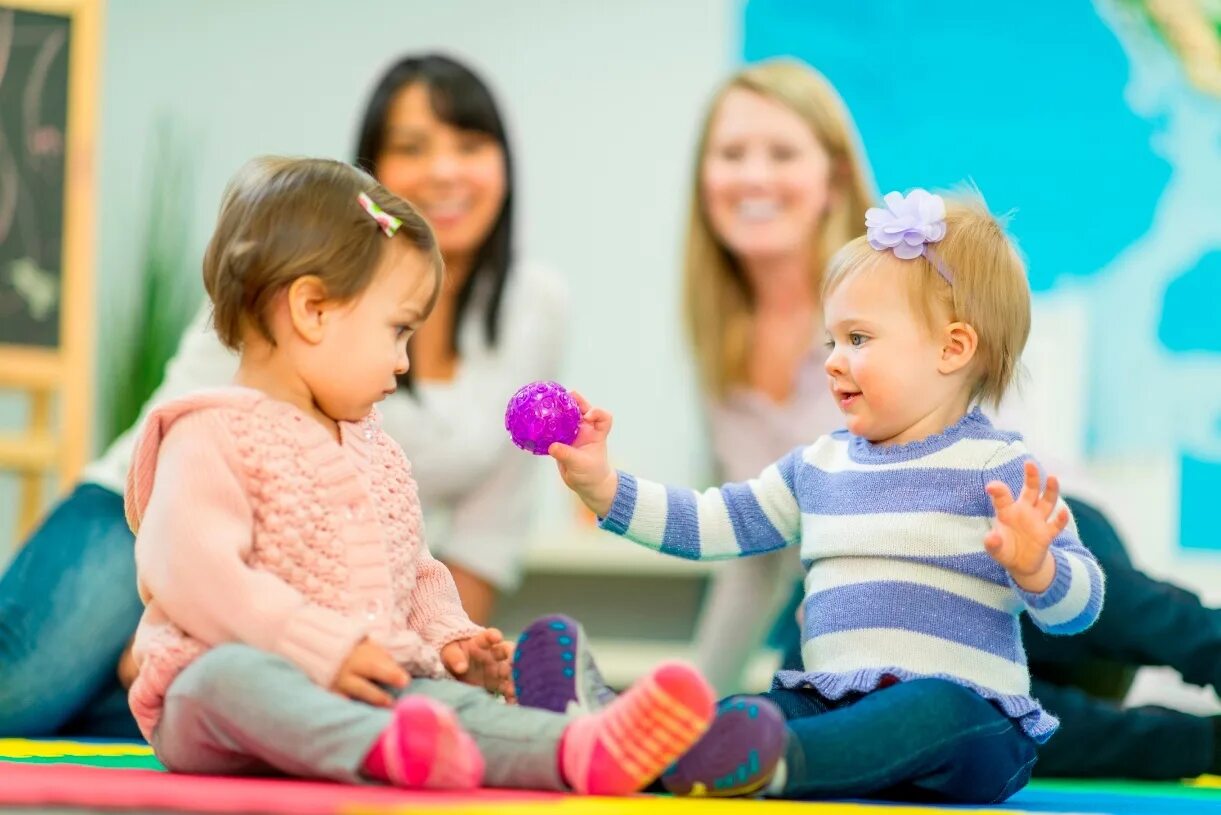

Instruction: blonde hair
[683,58,876,397]
[202,156,442,350]
[823,187,1030,407]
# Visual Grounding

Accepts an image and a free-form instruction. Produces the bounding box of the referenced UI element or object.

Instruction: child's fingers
[441,643,470,676]
[1019,461,1041,503]
[569,390,592,414]
[983,530,1006,558]
[1050,505,1070,537]
[549,442,575,464]
[500,676,518,703]
[338,674,395,708]
[985,480,1015,511]
[354,652,409,689]
[1038,475,1061,517]
[482,627,504,645]
[586,408,613,431]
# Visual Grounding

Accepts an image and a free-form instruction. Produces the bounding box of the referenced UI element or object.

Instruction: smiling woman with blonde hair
[683,58,875,694]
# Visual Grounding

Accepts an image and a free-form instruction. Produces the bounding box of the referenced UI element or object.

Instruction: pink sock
[560,661,714,796]
[362,696,484,790]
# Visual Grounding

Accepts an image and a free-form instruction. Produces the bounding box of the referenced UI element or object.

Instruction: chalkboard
[0,7,70,349]
[0,0,97,541]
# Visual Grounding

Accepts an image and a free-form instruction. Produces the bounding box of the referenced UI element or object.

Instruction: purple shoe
[513,614,617,714]
[661,695,786,797]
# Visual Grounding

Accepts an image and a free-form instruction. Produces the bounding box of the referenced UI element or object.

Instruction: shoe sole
[661,696,786,797]
[513,613,587,713]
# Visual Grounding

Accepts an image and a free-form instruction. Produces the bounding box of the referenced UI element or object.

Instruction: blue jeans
[0,483,143,738]
[1023,499,1220,778]
[763,678,1037,803]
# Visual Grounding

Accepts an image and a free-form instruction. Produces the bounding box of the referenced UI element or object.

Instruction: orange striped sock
[560,661,714,796]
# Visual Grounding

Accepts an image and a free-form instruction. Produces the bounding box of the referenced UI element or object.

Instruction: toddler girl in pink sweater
[125,156,714,792]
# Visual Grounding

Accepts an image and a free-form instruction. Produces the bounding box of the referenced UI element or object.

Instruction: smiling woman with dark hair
[0,52,566,739]
[355,55,517,389]
[349,54,567,623]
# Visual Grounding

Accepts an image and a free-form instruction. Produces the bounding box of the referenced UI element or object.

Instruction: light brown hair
[202,156,442,350]
[683,58,876,397]
[823,188,1031,407]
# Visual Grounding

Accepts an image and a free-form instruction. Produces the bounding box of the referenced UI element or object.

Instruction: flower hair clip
[357,192,402,238]
[865,189,953,284]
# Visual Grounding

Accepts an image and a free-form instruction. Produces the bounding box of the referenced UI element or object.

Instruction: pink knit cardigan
[125,388,482,740]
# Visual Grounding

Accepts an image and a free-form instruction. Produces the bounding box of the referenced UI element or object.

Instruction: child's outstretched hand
[548,391,618,517]
[984,460,1069,594]
[442,628,516,702]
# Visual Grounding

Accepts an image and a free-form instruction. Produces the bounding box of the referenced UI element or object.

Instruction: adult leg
[1032,678,1217,779]
[1025,498,1221,692]
[0,485,144,736]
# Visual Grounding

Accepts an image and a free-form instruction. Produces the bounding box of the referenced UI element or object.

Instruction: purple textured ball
[505,381,581,455]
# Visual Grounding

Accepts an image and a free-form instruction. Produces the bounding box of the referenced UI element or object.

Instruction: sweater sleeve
[135,411,367,686]
[407,544,485,650]
[598,445,805,561]
[982,443,1106,635]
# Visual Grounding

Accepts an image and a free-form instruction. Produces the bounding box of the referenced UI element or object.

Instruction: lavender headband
[865,189,953,284]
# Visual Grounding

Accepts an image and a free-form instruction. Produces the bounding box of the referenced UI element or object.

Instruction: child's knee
[171,644,275,700]
[899,680,1037,803]
[407,677,497,713]
[900,679,995,731]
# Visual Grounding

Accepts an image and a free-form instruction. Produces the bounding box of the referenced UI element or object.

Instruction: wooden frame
[0,0,100,540]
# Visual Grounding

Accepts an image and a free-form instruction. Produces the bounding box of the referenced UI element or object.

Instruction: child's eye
[822,337,835,350]
[395,326,413,339]
[849,332,867,347]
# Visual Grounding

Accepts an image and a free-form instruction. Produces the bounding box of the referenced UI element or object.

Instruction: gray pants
[152,644,570,789]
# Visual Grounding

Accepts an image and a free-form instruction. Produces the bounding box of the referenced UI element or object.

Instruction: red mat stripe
[0,762,559,813]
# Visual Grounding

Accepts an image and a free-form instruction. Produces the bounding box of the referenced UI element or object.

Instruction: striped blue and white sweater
[601,408,1104,742]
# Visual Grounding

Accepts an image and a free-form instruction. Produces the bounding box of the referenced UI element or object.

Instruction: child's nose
[824,346,846,377]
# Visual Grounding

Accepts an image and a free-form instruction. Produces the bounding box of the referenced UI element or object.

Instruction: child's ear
[286,275,331,345]
[939,321,979,375]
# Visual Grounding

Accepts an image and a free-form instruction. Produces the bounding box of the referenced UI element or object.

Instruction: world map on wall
[745,0,1221,551]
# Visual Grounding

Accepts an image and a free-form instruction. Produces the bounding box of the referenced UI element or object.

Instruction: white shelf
[522,526,714,577]
[508,635,782,694]
[512,527,782,698]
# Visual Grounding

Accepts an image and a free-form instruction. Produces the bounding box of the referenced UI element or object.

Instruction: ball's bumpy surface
[505,381,581,455]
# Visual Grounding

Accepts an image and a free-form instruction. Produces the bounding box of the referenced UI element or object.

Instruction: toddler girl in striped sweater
[126,156,716,794]
[527,188,1105,803]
